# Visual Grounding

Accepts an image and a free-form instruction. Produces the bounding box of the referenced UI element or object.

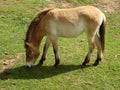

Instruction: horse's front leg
[39,37,51,65]
[50,36,60,67]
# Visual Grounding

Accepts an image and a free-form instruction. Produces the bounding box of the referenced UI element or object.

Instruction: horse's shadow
[0,64,92,80]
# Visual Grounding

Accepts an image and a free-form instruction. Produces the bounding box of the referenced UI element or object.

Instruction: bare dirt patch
[0,53,24,72]
[1,53,24,71]
[46,0,120,13]
[46,0,74,8]
[0,53,24,80]
[116,34,120,41]
[94,0,120,13]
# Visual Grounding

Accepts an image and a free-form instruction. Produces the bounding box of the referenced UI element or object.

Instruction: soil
[0,53,24,80]
[2,53,24,69]
[93,0,120,13]
[46,0,120,13]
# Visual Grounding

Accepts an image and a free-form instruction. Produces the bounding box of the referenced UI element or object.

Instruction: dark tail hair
[99,20,106,53]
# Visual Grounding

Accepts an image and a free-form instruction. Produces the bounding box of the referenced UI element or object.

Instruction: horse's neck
[29,32,44,49]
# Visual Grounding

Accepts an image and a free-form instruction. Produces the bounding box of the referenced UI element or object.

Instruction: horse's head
[24,42,40,68]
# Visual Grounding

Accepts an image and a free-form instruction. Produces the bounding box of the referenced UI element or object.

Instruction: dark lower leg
[93,52,102,66]
[82,44,94,66]
[50,36,60,67]
[39,38,50,65]
[94,35,102,66]
[82,35,95,66]
[54,58,60,67]
[53,48,60,68]
[82,54,90,66]
[93,57,101,66]
[39,55,46,65]
[39,47,47,65]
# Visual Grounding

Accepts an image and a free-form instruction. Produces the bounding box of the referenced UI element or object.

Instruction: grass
[0,0,120,90]
[0,0,49,59]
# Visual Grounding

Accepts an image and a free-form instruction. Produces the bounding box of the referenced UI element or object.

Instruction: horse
[24,6,106,68]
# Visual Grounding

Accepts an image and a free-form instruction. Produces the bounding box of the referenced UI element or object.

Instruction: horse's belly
[56,22,85,38]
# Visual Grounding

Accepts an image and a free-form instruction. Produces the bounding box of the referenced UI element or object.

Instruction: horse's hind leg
[93,35,103,66]
[82,34,95,66]
[39,37,51,65]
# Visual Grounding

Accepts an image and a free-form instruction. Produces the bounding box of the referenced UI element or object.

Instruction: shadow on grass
[0,64,92,80]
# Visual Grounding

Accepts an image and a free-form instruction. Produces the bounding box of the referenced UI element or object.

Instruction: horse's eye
[26,50,33,56]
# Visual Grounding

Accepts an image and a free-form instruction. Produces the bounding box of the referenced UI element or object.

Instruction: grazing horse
[24,6,106,68]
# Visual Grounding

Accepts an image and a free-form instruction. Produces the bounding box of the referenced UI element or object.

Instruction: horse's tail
[99,18,106,54]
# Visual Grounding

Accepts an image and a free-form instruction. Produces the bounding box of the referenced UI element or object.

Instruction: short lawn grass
[0,0,120,90]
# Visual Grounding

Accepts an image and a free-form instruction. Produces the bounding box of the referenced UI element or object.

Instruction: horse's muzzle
[26,62,34,68]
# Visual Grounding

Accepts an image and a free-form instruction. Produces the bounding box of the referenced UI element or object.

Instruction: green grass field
[0,0,120,90]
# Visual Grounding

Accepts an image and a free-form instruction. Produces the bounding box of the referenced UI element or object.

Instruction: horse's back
[45,6,105,37]
[48,6,104,22]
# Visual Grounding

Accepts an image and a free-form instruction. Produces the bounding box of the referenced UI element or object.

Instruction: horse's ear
[25,42,31,47]
[25,42,37,51]
[25,42,34,49]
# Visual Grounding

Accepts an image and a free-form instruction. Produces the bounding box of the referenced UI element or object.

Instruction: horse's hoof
[53,64,58,68]
[93,62,99,66]
[81,64,86,68]
[53,62,59,68]
[38,62,43,66]
[81,62,87,66]
[53,60,60,68]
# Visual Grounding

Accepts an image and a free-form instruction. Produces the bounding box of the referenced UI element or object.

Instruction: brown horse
[24,6,106,68]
